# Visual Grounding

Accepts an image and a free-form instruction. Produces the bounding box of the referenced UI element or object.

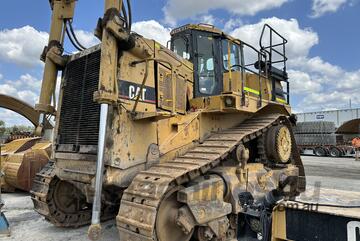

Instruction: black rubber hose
[126,0,132,31]
[121,3,128,30]
[68,21,87,50]
[65,23,84,51]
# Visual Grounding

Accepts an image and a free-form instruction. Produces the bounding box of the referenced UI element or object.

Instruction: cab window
[222,40,241,71]
[172,37,190,60]
[197,35,217,95]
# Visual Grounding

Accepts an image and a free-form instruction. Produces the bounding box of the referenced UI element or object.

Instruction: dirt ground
[1,155,360,241]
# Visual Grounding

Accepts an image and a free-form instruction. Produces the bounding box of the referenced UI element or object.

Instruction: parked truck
[294,121,356,157]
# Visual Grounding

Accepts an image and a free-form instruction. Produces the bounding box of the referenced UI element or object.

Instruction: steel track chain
[116,113,304,241]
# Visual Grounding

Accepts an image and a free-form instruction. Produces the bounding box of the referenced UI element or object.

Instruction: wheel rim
[330,148,339,157]
[276,126,292,162]
[155,188,193,241]
[315,148,325,156]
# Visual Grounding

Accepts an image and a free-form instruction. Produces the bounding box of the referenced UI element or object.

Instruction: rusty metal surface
[4,148,49,192]
[0,94,51,128]
[1,139,50,192]
[336,118,360,134]
[116,113,305,241]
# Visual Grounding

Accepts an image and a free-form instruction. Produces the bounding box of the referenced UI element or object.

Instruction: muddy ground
[1,155,360,241]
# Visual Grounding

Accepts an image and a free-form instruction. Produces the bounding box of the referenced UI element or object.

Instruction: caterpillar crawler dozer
[31,1,305,240]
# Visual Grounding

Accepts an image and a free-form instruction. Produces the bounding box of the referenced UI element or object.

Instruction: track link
[117,114,305,241]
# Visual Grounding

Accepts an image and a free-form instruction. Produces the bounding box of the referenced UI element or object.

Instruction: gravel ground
[0,193,118,241]
[1,155,359,240]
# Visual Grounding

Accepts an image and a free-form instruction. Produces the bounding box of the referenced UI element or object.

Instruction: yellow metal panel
[1,138,40,155]
[158,112,200,155]
[105,109,158,169]
[272,207,288,240]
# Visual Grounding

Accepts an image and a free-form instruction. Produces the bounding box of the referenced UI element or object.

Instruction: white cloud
[224,19,243,32]
[289,56,342,78]
[5,74,42,92]
[132,20,171,46]
[0,74,40,107]
[293,58,360,111]
[0,26,101,67]
[0,109,33,127]
[0,83,18,96]
[311,0,348,18]
[230,17,319,60]
[303,91,358,109]
[198,15,216,25]
[74,30,100,48]
[17,90,39,105]
[336,70,360,90]
[288,70,322,94]
[0,73,40,126]
[163,0,288,25]
[0,26,48,67]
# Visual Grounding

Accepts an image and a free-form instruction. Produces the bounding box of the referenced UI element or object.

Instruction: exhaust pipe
[88,104,109,241]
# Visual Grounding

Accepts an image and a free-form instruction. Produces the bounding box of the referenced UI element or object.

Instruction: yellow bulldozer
[31,1,306,241]
[0,94,53,193]
[0,137,51,192]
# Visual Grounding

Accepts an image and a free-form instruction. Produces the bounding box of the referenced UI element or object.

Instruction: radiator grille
[57,49,101,153]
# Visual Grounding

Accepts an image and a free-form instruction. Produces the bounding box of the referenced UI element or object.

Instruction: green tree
[0,120,5,137]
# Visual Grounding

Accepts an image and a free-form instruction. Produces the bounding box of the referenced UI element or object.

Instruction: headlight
[224,96,235,107]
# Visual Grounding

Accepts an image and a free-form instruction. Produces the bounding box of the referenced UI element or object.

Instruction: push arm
[36,0,76,115]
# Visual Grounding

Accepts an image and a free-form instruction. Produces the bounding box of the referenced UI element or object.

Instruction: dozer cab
[31,1,305,240]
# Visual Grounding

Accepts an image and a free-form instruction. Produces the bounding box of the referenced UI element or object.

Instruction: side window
[197,35,216,95]
[172,37,190,60]
[222,40,241,71]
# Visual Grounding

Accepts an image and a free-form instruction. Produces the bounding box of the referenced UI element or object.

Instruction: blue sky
[0,0,360,126]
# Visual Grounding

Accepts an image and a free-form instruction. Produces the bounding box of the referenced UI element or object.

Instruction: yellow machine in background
[0,93,53,192]
[0,138,51,192]
[31,1,305,241]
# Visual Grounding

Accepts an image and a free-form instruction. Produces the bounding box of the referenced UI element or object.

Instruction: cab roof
[170,23,238,42]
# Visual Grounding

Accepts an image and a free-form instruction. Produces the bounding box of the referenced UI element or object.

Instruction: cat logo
[129,85,147,101]
[118,80,156,104]
[348,221,360,241]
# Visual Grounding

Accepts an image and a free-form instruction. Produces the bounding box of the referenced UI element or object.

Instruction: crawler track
[31,162,116,227]
[117,113,305,241]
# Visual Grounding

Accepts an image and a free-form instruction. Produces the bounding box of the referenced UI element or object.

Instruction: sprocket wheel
[264,125,292,164]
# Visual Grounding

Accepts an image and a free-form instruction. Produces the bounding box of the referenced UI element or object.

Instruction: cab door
[193,31,222,97]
